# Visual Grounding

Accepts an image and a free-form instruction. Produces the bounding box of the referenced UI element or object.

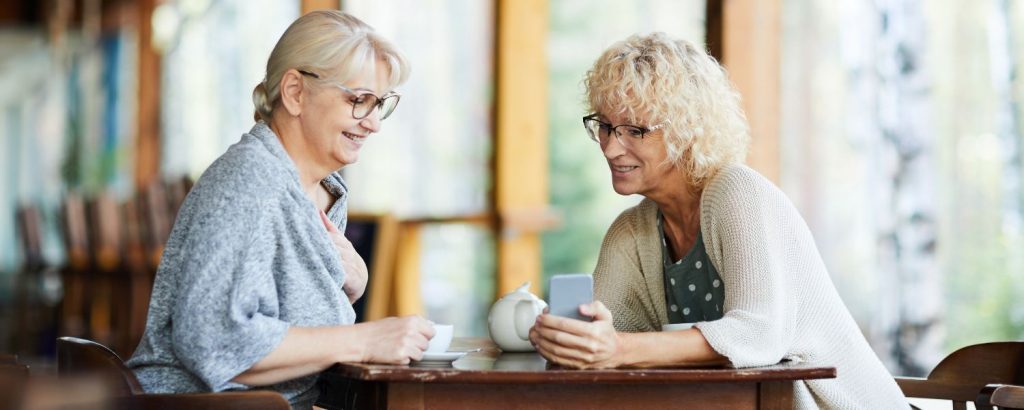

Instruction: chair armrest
[978,384,1024,409]
[113,391,290,410]
[896,376,989,402]
[0,354,18,365]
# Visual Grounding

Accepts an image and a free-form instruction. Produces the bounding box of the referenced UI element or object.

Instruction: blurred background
[0,0,1022,385]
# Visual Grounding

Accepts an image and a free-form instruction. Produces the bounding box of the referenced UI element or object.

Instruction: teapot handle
[514,299,547,341]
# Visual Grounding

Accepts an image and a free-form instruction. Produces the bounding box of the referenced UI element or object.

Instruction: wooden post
[135,0,161,189]
[301,0,340,14]
[708,0,781,183]
[494,0,549,296]
[393,223,424,316]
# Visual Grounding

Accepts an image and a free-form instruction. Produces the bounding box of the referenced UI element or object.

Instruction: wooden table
[315,338,835,409]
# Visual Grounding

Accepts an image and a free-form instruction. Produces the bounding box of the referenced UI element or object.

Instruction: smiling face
[298,62,390,171]
[598,112,681,198]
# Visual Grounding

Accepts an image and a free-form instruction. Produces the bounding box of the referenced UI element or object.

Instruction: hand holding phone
[548,274,594,322]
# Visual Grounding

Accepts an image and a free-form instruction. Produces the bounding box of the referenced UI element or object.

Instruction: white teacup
[427,324,454,353]
[661,323,696,332]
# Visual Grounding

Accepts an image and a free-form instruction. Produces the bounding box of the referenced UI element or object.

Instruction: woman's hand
[528,301,623,369]
[320,210,368,304]
[356,316,435,364]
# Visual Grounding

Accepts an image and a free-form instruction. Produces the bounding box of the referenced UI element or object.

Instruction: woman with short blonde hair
[129,11,433,408]
[252,11,409,122]
[531,33,909,409]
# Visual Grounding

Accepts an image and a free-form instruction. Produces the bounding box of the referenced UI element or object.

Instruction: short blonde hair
[585,32,750,188]
[253,10,410,121]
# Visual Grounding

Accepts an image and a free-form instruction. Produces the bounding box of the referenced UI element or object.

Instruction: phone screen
[548,273,594,322]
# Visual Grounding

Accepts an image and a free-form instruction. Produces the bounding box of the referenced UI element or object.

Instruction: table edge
[322,364,837,385]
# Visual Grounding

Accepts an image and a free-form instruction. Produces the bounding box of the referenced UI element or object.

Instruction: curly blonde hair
[585,32,750,188]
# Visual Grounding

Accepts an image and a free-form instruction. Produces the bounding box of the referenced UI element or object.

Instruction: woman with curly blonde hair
[530,33,908,409]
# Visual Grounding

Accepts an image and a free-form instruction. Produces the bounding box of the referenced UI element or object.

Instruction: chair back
[55,338,292,409]
[0,355,30,410]
[15,205,44,269]
[57,336,143,396]
[0,354,18,365]
[140,182,171,269]
[344,212,398,322]
[979,384,1024,410]
[60,192,91,338]
[114,391,291,410]
[897,342,1024,410]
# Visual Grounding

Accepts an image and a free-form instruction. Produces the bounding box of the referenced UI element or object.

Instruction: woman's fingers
[536,312,599,339]
[319,210,339,233]
[535,323,595,353]
[533,322,602,366]
[534,338,586,369]
[532,307,619,369]
[578,301,613,322]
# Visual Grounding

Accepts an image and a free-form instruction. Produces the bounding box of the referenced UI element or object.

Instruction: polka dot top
[658,211,724,324]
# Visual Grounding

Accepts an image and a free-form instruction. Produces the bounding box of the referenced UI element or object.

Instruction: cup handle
[514,300,543,341]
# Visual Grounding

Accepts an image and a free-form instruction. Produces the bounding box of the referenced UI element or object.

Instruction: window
[780,0,1024,374]
[343,0,496,336]
[160,0,298,178]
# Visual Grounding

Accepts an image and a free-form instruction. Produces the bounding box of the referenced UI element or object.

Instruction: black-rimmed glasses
[582,114,664,148]
[298,69,401,120]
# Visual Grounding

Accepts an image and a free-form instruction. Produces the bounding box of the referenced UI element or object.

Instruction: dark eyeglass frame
[297,69,401,120]
[582,114,665,146]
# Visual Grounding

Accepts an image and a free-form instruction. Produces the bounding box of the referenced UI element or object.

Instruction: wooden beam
[494,0,548,297]
[705,0,723,63]
[135,0,161,189]
[358,213,398,321]
[392,223,424,316]
[301,0,340,14]
[712,0,781,183]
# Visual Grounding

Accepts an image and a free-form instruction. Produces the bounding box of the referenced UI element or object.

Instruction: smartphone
[548,273,594,322]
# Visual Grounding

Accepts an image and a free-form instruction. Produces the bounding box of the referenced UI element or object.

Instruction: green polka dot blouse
[658,211,725,324]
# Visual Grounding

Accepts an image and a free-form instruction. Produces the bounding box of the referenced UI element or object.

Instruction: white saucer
[416,351,468,363]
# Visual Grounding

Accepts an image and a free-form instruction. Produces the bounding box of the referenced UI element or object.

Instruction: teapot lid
[499,281,538,300]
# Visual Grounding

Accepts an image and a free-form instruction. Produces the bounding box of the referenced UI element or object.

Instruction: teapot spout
[516,282,532,292]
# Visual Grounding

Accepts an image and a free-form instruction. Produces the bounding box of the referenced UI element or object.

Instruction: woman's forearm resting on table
[618,329,729,368]
[231,325,364,386]
[231,316,434,386]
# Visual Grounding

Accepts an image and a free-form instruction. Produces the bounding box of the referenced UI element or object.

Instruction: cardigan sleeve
[594,214,640,331]
[694,167,798,368]
[593,204,661,333]
[168,165,290,391]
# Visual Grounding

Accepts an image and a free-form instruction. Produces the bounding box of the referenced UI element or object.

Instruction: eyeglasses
[582,114,664,148]
[298,69,401,120]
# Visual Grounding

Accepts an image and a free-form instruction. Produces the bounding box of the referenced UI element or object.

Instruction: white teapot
[488,282,547,352]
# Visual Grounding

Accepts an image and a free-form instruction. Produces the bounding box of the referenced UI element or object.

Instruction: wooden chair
[56,337,290,409]
[59,192,91,338]
[85,191,127,353]
[345,212,398,322]
[140,182,171,272]
[165,174,194,218]
[0,354,30,410]
[14,205,48,354]
[110,391,293,409]
[57,336,143,396]
[895,342,1024,410]
[978,384,1024,410]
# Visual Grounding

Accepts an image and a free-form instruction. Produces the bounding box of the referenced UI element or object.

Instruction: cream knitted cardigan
[593,165,908,409]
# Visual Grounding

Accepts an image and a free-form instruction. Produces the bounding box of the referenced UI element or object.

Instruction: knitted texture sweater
[128,123,354,408]
[593,165,908,409]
